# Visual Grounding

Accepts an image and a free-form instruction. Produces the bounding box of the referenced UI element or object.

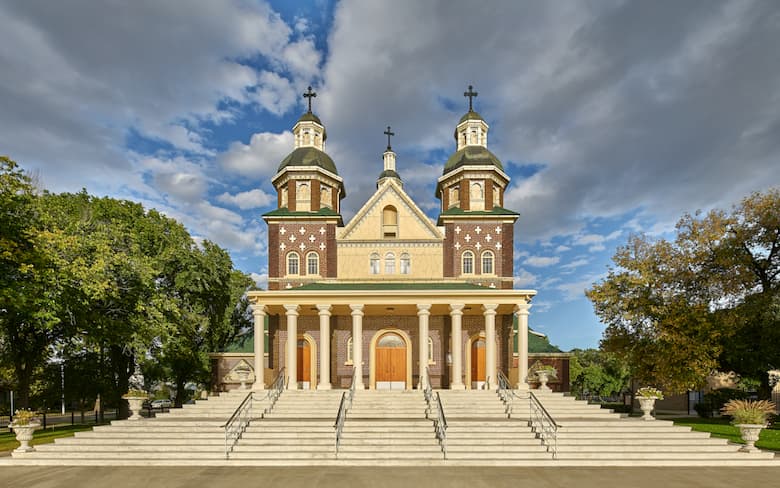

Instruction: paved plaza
[2,466,780,488]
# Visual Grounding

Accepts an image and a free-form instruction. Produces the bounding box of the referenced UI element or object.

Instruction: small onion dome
[443,145,504,175]
[277,146,339,175]
[458,110,485,125]
[378,169,401,180]
[296,112,327,141]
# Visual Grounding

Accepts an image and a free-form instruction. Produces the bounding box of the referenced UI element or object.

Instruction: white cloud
[560,258,590,270]
[556,273,606,301]
[588,244,606,252]
[220,131,294,179]
[217,189,275,210]
[513,269,538,288]
[250,272,269,289]
[555,245,571,253]
[525,256,560,267]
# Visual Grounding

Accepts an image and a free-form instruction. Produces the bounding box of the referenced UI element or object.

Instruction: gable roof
[340,179,443,240]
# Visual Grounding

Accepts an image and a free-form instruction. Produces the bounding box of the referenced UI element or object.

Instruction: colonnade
[250,301,532,391]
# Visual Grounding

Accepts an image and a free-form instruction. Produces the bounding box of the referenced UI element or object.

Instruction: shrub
[721,399,776,425]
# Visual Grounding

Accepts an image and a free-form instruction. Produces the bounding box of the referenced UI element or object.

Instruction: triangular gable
[340,180,443,241]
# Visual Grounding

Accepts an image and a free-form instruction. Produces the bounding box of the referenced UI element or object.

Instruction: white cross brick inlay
[299,227,306,235]
[319,242,326,251]
[279,227,287,235]
[280,243,286,251]
[298,243,306,251]
[319,227,326,235]
[309,234,316,243]
[454,242,461,250]
[475,242,482,250]
[485,234,492,242]
[455,226,461,234]
[495,226,502,234]
[464,234,471,242]
[475,226,482,234]
[289,235,296,242]
[496,242,502,250]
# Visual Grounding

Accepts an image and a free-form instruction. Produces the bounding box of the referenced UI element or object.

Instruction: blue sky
[2,1,779,351]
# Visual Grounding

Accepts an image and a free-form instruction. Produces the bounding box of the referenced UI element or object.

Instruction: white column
[252,304,267,390]
[483,304,498,390]
[317,304,332,390]
[450,303,465,389]
[284,304,299,389]
[350,304,365,389]
[516,302,532,391]
[417,304,431,389]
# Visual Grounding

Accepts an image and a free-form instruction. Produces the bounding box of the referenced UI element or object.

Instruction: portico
[248,286,535,391]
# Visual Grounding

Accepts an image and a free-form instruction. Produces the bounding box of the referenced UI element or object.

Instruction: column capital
[482,303,499,314]
[350,304,364,315]
[284,304,300,316]
[316,304,332,315]
[417,304,432,315]
[449,303,465,315]
[515,302,532,315]
[252,304,267,316]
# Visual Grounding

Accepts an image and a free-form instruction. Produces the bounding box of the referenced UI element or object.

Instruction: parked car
[151,399,172,409]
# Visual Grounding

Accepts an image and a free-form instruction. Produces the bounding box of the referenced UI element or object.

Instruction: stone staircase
[509,390,778,466]
[336,390,442,464]
[7,389,254,465]
[4,388,779,466]
[438,389,549,463]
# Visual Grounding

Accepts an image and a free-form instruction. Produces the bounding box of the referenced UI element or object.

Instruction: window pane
[400,253,410,274]
[307,253,318,275]
[370,253,380,274]
[288,253,299,275]
[482,252,493,274]
[463,251,473,274]
[385,252,395,274]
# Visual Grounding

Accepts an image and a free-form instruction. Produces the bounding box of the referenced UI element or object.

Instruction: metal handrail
[334,366,356,456]
[529,391,558,459]
[222,367,285,459]
[433,391,448,459]
[423,367,433,416]
[497,370,525,417]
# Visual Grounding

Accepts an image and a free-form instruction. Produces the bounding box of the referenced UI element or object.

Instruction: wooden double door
[471,338,486,388]
[297,339,311,388]
[376,332,406,389]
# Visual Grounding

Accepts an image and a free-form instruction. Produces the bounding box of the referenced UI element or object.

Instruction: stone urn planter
[236,369,251,390]
[638,397,657,420]
[123,396,147,421]
[735,424,765,452]
[536,370,552,391]
[11,421,41,453]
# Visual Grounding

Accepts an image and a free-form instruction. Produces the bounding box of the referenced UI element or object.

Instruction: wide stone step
[33,444,223,453]
[556,432,713,439]
[444,451,552,460]
[558,444,740,453]
[558,437,729,445]
[557,451,776,460]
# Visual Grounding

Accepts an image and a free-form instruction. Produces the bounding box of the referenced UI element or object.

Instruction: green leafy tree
[587,189,780,394]
[569,349,630,400]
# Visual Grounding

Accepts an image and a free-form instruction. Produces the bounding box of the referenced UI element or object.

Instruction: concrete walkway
[2,466,780,488]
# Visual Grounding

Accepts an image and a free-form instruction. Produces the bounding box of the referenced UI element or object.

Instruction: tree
[0,156,61,408]
[569,349,630,400]
[587,189,780,394]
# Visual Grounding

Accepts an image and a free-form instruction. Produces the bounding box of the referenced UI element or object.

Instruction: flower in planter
[636,386,664,400]
[12,409,39,426]
[721,399,776,425]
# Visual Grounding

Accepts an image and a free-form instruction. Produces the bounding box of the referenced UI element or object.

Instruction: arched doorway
[471,338,486,389]
[296,334,317,389]
[373,331,408,390]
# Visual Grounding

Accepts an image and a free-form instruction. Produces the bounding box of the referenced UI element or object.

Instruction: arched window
[462,251,474,275]
[287,252,300,275]
[385,252,396,274]
[320,185,332,209]
[400,252,410,274]
[369,252,380,274]
[281,187,288,208]
[382,205,398,238]
[449,186,460,208]
[481,250,494,275]
[470,181,485,211]
[347,336,353,364]
[306,252,319,276]
[493,184,500,207]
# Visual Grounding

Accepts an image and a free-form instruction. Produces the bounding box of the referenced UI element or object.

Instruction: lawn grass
[671,417,780,451]
[0,424,95,453]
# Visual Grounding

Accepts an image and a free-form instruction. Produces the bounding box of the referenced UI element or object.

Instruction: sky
[2,0,779,351]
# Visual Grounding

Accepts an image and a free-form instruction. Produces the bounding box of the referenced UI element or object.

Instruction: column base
[317,383,332,390]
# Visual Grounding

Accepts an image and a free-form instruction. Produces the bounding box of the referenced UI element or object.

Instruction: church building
[214,86,548,392]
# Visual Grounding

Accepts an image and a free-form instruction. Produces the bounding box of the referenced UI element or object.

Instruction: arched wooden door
[471,338,486,389]
[297,339,311,389]
[376,332,406,390]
